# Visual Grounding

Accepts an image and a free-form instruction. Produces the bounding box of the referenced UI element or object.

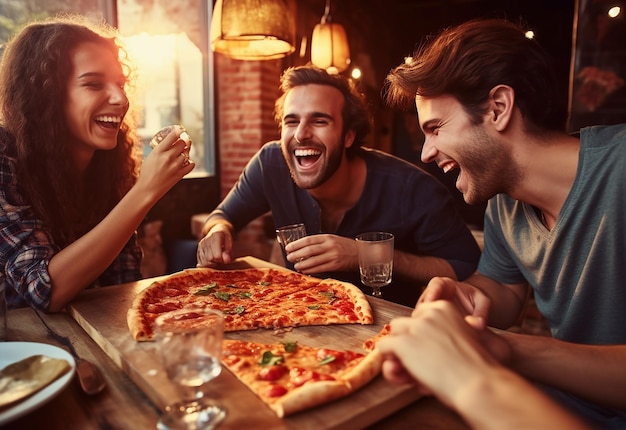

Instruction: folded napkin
[0,355,71,409]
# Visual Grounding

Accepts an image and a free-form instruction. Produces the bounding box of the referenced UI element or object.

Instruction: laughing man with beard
[384,18,626,428]
[196,65,481,307]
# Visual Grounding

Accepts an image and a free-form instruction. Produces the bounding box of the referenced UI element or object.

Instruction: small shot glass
[275,223,307,259]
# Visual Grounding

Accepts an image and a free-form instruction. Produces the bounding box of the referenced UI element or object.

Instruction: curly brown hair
[0,15,140,247]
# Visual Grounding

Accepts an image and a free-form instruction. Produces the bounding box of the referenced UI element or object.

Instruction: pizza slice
[363,323,391,351]
[221,339,382,417]
[276,278,373,327]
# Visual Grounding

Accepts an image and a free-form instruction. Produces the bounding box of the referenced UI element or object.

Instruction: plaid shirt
[0,136,142,310]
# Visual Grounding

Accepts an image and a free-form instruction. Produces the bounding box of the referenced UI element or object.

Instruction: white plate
[0,341,76,426]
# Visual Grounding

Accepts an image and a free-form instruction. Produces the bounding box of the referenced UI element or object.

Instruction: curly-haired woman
[0,15,194,311]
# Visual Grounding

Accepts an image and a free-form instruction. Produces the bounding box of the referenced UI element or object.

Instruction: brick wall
[215,54,283,260]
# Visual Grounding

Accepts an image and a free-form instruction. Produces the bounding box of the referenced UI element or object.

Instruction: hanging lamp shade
[310,0,350,74]
[210,0,296,60]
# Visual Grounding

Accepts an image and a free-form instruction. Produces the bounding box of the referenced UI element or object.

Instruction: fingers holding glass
[150,125,190,149]
[181,151,191,167]
[275,223,307,264]
[149,125,194,170]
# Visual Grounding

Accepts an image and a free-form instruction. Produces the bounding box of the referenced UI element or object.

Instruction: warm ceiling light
[210,0,296,60]
[311,0,351,74]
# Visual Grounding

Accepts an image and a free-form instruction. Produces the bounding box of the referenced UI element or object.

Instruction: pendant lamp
[311,0,350,74]
[210,0,296,60]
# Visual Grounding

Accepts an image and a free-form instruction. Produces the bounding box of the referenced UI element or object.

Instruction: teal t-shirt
[478,124,626,344]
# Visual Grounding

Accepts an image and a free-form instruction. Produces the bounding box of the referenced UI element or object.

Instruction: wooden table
[3,307,159,429]
[1,257,469,429]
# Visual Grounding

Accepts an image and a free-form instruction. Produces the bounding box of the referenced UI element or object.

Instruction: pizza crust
[127,279,161,342]
[275,349,382,417]
[126,307,146,341]
[274,379,352,418]
[319,278,374,325]
[337,347,382,391]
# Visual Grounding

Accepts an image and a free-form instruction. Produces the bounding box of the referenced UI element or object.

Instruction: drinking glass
[150,125,192,167]
[150,125,191,149]
[155,308,225,430]
[275,223,307,261]
[355,232,394,298]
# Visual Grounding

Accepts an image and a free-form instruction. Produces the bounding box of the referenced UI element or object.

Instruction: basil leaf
[283,341,298,353]
[236,292,252,299]
[308,305,321,310]
[232,305,245,315]
[259,351,284,366]
[318,290,336,304]
[193,283,218,295]
[257,281,271,286]
[193,289,212,296]
[214,292,231,301]
[319,355,336,365]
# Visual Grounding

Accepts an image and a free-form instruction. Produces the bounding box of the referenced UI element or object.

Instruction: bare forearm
[456,367,590,430]
[465,273,528,329]
[201,210,234,238]
[393,250,456,285]
[47,186,156,311]
[504,332,626,411]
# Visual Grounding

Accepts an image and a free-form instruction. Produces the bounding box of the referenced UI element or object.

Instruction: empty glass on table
[355,232,394,298]
[155,308,226,430]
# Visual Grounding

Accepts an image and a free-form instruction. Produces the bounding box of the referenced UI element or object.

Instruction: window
[568,0,626,132]
[0,0,216,177]
[116,0,216,176]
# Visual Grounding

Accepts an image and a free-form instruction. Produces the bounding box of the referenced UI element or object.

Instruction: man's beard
[457,126,521,205]
[283,138,345,190]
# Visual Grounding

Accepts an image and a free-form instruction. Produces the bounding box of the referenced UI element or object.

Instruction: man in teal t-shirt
[480,124,626,345]
[385,19,626,428]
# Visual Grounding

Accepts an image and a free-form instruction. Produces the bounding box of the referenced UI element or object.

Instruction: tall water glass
[155,308,225,430]
[356,232,394,298]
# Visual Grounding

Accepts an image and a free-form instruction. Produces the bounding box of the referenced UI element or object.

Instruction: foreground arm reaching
[377,301,590,430]
[419,275,626,412]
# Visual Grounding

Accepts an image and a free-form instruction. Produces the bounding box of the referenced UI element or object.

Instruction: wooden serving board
[67,257,421,429]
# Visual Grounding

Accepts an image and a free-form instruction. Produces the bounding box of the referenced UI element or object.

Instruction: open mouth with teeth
[294,148,322,167]
[94,115,122,129]
[440,161,459,174]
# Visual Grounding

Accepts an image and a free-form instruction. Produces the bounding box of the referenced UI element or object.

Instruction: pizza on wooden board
[221,339,383,417]
[127,267,373,341]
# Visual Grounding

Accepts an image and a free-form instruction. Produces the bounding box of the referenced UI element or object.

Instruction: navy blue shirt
[217,142,481,306]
